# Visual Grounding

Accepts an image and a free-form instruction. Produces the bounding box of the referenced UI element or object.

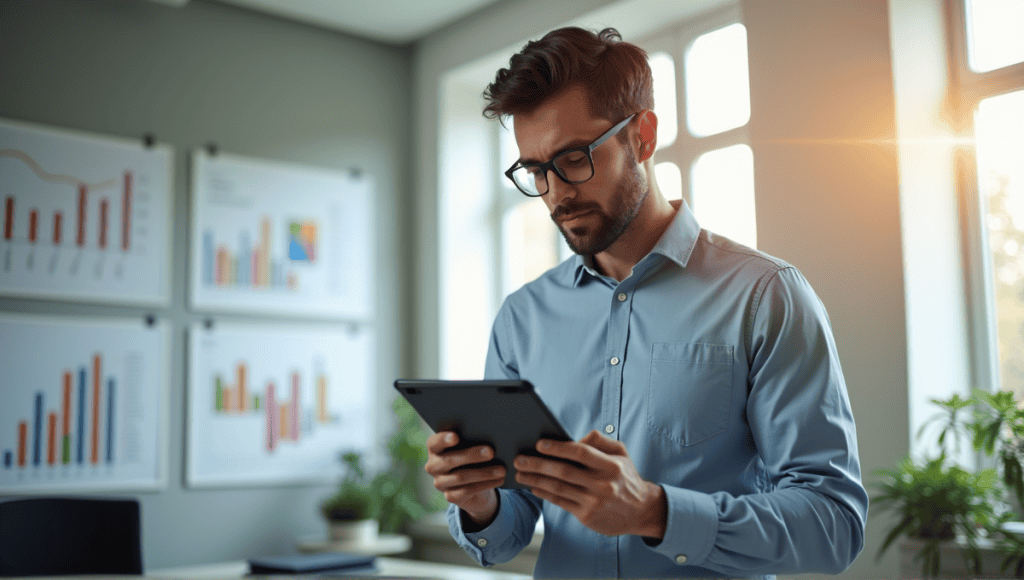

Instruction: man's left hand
[513,429,667,539]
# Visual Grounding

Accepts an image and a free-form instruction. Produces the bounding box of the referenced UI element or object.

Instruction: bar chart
[189,150,372,318]
[211,361,337,452]
[0,315,168,492]
[187,322,373,487]
[201,217,298,290]
[0,118,172,305]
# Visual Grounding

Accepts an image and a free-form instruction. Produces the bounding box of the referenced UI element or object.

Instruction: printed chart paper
[186,322,375,487]
[0,314,169,493]
[189,150,374,319]
[0,118,173,305]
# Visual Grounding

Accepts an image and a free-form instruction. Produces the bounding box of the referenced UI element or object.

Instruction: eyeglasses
[504,113,636,197]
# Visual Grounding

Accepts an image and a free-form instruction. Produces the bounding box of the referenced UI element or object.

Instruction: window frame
[948,0,1024,398]
[637,4,749,210]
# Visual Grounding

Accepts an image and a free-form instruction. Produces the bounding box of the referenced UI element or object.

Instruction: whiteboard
[189,150,374,319]
[0,118,173,305]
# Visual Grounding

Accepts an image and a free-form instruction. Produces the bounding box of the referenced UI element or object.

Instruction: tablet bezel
[393,379,575,490]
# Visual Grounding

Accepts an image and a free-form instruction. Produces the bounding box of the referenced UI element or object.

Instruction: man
[424,27,868,579]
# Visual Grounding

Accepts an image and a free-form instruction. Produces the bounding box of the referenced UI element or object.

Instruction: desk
[146,558,531,580]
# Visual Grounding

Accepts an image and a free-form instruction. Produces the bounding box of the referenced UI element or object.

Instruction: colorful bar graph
[4,354,120,472]
[203,217,298,290]
[122,171,132,251]
[76,185,87,248]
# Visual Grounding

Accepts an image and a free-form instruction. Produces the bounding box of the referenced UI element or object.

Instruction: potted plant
[871,452,1008,577]
[320,396,447,543]
[871,389,1024,578]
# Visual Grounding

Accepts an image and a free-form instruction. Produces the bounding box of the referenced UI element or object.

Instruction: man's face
[512,85,648,257]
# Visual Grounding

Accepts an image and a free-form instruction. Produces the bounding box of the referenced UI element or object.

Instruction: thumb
[580,429,626,455]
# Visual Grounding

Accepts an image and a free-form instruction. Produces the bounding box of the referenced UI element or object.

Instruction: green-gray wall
[0,0,412,568]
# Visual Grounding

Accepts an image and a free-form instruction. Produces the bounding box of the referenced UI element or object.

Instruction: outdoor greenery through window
[976,90,1024,399]
[960,0,1024,400]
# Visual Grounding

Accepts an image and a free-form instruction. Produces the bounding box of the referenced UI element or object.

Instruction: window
[952,0,1024,398]
[639,6,755,249]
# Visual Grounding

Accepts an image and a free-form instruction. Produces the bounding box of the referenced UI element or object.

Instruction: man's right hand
[425,431,506,528]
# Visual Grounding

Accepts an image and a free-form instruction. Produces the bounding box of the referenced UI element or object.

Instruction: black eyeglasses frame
[503,113,637,197]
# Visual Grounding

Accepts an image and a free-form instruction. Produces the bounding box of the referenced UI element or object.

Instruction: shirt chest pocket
[647,342,735,446]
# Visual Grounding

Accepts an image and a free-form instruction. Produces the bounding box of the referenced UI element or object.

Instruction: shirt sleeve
[446,300,544,566]
[644,266,869,576]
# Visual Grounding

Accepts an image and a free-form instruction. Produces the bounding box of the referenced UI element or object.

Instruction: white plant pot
[328,518,379,544]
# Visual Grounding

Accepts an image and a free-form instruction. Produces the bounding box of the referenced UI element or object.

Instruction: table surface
[144,558,531,580]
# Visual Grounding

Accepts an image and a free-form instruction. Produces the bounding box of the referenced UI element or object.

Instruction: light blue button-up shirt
[447,200,868,579]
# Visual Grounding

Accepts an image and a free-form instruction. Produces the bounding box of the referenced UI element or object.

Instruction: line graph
[0,118,172,305]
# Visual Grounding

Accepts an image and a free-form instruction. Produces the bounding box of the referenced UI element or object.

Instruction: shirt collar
[571,198,701,287]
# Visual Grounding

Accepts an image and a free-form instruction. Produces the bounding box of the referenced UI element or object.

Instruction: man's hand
[425,431,506,528]
[514,430,667,539]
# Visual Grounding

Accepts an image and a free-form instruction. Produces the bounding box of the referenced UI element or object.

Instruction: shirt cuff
[645,484,719,567]
[447,491,516,566]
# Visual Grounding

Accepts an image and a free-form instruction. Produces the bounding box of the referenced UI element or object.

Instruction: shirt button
[675,554,688,565]
[477,538,488,547]
[617,293,627,301]
[610,357,620,365]
[604,424,614,434]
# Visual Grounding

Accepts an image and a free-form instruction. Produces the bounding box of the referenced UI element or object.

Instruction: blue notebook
[248,552,376,574]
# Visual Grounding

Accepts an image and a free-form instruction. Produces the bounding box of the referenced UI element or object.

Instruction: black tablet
[394,379,576,490]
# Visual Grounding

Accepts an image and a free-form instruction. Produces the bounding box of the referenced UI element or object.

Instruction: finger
[426,444,495,475]
[579,430,627,456]
[535,439,617,471]
[513,454,590,484]
[524,480,583,512]
[443,478,506,503]
[515,469,586,500]
[434,465,506,492]
[426,431,458,454]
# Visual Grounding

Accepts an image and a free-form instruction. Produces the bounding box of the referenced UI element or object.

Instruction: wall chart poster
[189,150,374,319]
[0,314,169,493]
[186,321,374,487]
[0,118,173,305]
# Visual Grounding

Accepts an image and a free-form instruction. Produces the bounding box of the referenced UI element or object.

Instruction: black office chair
[0,497,143,577]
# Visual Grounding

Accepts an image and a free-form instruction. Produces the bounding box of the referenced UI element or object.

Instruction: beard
[551,152,649,257]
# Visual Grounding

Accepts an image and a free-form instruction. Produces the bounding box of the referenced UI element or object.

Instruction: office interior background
[1,0,1023,578]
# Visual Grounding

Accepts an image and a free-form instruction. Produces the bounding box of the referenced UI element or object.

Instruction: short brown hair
[482,27,653,127]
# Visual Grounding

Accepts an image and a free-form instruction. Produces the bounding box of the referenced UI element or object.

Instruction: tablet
[393,379,576,490]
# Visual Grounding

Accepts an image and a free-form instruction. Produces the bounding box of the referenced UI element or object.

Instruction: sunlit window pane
[649,52,678,150]
[685,23,751,137]
[976,90,1024,397]
[967,0,1024,72]
[655,161,682,201]
[691,144,756,248]
[502,198,559,297]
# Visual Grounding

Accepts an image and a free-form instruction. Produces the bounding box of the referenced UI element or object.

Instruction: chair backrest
[0,497,143,577]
